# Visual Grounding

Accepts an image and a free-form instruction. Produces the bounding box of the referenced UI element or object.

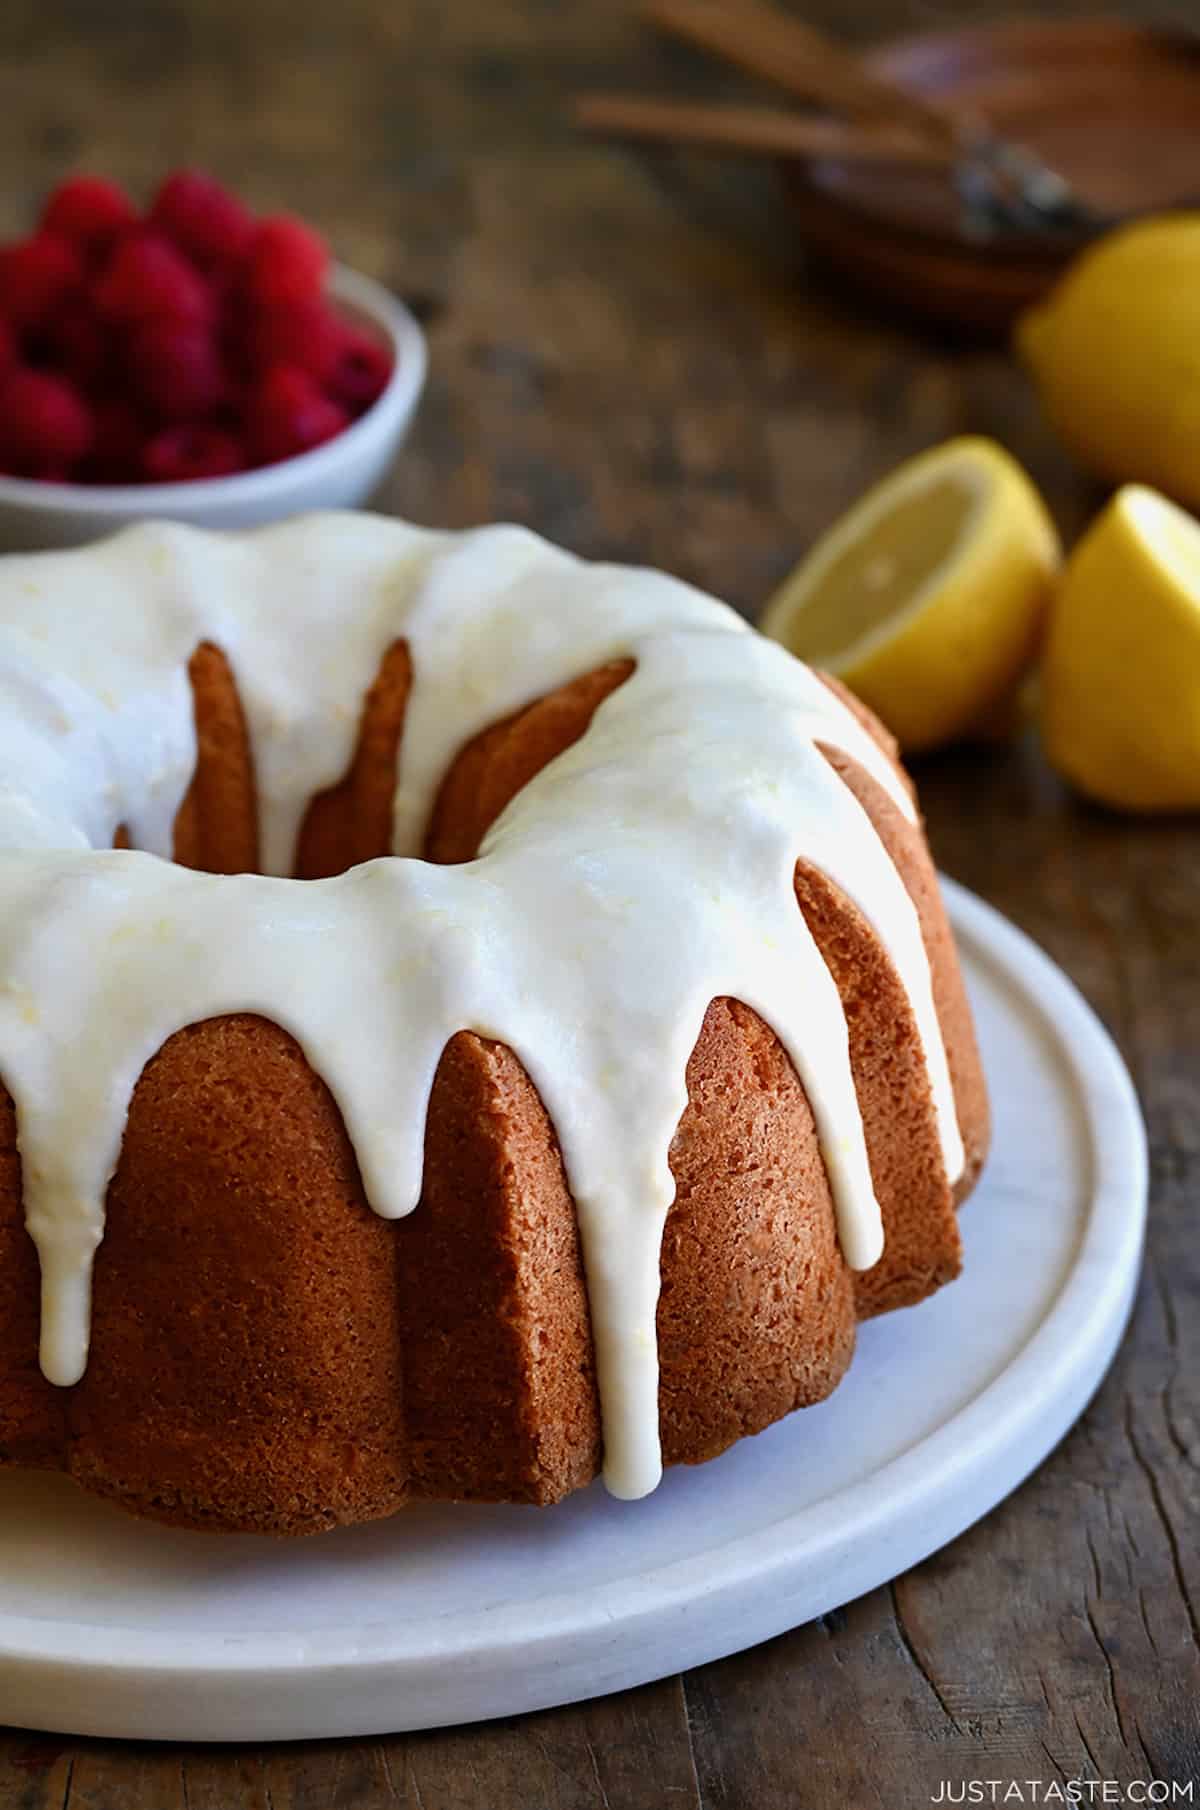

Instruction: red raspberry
[94,233,212,325]
[149,169,255,271]
[0,233,84,333]
[245,364,347,465]
[44,302,112,389]
[247,298,342,383]
[41,176,137,259]
[327,328,393,415]
[214,293,256,385]
[248,216,328,306]
[85,398,148,483]
[0,367,93,475]
[125,318,227,419]
[142,423,245,483]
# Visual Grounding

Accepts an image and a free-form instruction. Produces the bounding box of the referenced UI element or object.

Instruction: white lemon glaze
[0,514,963,1499]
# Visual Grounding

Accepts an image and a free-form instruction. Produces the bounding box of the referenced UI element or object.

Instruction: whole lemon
[1017,215,1200,509]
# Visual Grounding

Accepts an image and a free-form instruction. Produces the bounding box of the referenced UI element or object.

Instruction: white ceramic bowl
[0,264,428,551]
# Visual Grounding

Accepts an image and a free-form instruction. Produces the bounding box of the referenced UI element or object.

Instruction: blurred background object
[579,6,1200,333]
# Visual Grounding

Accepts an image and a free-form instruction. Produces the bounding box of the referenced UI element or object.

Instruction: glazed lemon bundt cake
[0,514,987,1535]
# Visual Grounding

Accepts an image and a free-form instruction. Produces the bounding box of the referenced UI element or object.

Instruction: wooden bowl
[781,16,1200,336]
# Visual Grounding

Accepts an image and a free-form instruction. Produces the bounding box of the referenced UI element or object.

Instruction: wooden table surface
[1,0,1196,1802]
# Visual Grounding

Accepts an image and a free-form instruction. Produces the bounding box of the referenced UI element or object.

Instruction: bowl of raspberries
[0,170,427,548]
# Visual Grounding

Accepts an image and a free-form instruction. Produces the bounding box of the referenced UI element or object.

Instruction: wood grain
[1,0,1198,1802]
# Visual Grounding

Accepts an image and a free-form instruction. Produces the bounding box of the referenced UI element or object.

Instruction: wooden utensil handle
[644,0,969,149]
[573,93,954,167]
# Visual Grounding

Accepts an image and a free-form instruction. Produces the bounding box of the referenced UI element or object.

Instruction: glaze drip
[0,515,963,1500]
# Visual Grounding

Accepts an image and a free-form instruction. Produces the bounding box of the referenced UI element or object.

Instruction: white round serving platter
[0,880,1147,1743]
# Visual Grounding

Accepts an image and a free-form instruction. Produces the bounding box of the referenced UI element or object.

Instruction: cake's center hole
[123,645,637,880]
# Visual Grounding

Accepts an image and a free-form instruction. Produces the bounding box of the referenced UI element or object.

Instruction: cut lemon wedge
[1041,485,1200,813]
[760,437,1060,752]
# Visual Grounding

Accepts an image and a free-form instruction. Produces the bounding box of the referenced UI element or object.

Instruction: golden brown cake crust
[659,997,857,1466]
[816,672,990,1213]
[0,1085,65,1474]
[295,641,412,879]
[424,658,635,864]
[399,1031,601,1504]
[0,638,988,1533]
[173,642,259,875]
[70,1015,410,1535]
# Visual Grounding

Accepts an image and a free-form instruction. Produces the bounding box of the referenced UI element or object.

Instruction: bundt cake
[0,513,988,1535]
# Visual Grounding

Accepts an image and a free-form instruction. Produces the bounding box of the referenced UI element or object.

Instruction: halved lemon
[760,437,1060,752]
[1041,484,1200,813]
